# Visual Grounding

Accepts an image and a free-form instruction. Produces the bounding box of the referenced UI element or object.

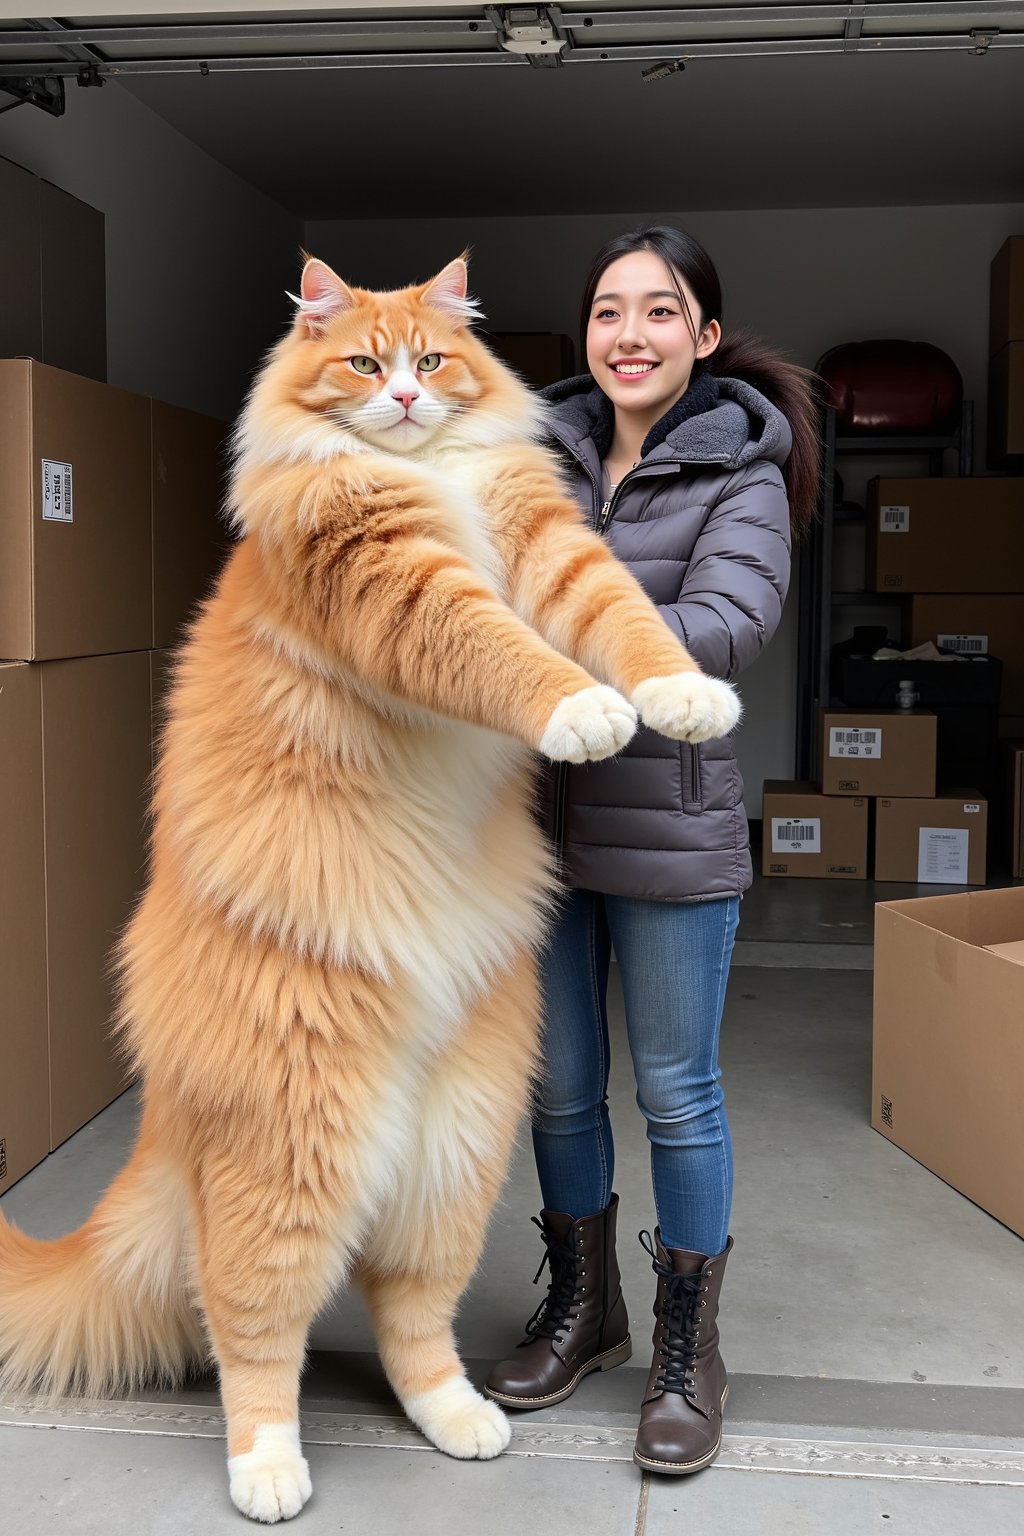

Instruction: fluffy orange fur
[0,256,734,1522]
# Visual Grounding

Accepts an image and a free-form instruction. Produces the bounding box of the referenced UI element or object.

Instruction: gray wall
[310,204,1024,806]
[0,83,302,422]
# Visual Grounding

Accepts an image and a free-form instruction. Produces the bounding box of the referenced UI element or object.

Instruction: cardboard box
[150,647,176,768]
[989,236,1024,357]
[151,400,230,647]
[0,663,50,1194]
[0,156,43,364]
[1003,741,1024,879]
[821,709,936,798]
[866,478,1024,594]
[0,360,151,661]
[42,652,151,1149]
[38,178,107,383]
[761,781,868,879]
[873,887,1024,1237]
[909,595,1024,715]
[485,332,575,389]
[988,342,1024,466]
[0,154,106,382]
[0,654,151,1169]
[985,938,1024,965]
[874,792,988,885]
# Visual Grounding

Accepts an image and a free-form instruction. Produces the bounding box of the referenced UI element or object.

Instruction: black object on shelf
[837,654,1003,802]
[828,625,891,701]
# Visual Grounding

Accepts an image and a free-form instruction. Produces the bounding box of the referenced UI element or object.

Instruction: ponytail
[707,330,822,541]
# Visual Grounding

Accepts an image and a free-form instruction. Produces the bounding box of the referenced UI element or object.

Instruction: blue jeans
[531,889,739,1256]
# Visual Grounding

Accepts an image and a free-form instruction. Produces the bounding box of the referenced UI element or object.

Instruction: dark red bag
[817,340,963,435]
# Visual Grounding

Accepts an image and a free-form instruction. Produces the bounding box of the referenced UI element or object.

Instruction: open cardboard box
[873,886,1024,1237]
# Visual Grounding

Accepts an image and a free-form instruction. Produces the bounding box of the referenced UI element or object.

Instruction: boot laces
[523,1217,584,1344]
[640,1230,701,1396]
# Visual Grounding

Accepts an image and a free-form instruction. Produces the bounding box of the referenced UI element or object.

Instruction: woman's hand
[631,673,741,743]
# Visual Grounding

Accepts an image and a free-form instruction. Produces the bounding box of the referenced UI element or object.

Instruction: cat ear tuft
[288,258,356,336]
[422,258,484,327]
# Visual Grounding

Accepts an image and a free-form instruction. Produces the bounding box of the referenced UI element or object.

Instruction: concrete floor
[2,867,1023,1532]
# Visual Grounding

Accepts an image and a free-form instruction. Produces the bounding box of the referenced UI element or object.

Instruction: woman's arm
[655,462,793,681]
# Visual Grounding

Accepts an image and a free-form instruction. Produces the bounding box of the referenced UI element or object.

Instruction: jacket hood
[542,371,792,471]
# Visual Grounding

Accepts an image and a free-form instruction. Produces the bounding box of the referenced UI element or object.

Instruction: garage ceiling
[2,5,1022,217]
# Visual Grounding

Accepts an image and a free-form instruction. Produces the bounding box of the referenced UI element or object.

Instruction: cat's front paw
[227,1423,312,1524]
[539,684,637,763]
[404,1374,512,1461]
[632,672,741,743]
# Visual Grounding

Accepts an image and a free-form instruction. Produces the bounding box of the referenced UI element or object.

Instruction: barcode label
[938,633,988,654]
[829,726,882,759]
[771,817,821,854]
[879,504,910,532]
[41,459,73,522]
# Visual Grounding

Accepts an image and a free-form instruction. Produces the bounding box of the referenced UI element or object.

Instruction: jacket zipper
[545,431,712,856]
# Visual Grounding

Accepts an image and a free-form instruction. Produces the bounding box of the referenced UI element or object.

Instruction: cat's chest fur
[417,450,505,596]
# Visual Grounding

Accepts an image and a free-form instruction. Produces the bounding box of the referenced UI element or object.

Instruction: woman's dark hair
[578,225,821,538]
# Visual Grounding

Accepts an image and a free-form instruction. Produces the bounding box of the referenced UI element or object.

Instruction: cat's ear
[421,257,484,327]
[288,258,356,337]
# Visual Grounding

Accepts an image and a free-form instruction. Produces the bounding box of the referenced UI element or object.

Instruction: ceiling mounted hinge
[491,6,567,67]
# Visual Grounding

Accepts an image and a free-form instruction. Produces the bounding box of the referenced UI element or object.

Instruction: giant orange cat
[0,257,740,1522]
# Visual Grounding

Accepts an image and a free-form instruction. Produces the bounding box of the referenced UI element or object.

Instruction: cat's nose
[392,390,419,411]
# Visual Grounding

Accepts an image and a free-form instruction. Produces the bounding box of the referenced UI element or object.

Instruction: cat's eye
[418,354,442,373]
[350,356,380,375]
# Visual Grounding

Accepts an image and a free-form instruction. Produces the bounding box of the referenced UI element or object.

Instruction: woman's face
[585,250,720,427]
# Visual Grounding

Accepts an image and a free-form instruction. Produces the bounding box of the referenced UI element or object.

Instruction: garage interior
[1,5,1023,1531]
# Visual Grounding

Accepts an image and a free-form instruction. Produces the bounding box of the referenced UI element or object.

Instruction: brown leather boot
[484,1194,632,1408]
[633,1230,733,1475]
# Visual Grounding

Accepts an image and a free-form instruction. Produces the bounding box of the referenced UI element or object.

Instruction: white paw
[538,684,637,763]
[404,1374,512,1461]
[632,672,742,743]
[228,1423,312,1524]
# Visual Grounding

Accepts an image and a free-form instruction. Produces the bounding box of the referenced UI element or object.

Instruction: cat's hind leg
[358,949,541,1461]
[193,1150,326,1521]
[192,1121,353,1524]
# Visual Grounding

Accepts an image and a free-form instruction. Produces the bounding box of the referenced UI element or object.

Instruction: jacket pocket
[682,744,703,814]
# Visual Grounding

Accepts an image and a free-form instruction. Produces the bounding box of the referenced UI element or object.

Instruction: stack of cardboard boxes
[0,357,228,1193]
[763,464,1024,882]
[763,705,988,886]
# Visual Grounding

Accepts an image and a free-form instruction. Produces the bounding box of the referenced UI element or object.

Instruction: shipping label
[879,504,910,533]
[771,817,821,855]
[917,827,969,884]
[41,459,73,523]
[937,633,988,654]
[829,726,882,760]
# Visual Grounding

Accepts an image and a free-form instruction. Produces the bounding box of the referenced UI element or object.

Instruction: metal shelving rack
[794,400,974,781]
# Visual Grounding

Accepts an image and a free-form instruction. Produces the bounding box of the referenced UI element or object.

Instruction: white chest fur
[417,453,506,597]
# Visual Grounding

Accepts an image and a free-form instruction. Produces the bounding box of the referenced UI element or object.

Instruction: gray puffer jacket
[538,371,793,902]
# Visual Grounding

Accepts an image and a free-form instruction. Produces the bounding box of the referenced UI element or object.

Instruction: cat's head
[239,255,539,467]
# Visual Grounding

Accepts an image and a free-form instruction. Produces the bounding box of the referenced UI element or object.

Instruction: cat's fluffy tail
[0,1119,205,1400]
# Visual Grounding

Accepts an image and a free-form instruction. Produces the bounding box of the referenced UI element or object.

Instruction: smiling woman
[484,223,822,1481]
